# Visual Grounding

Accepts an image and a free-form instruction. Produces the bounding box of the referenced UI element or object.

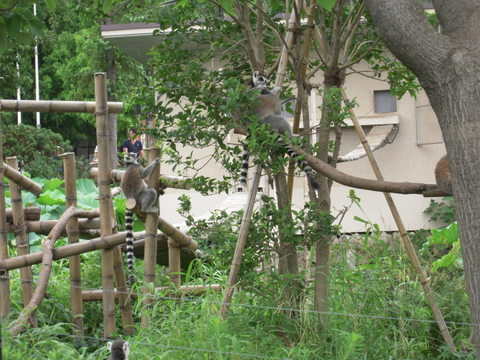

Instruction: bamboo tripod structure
[340,87,456,352]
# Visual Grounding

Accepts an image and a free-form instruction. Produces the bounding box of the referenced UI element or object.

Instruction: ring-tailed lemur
[120,153,160,285]
[239,71,318,189]
[435,154,453,195]
[107,340,129,360]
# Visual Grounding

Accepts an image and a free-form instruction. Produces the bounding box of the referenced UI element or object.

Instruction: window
[374,90,397,113]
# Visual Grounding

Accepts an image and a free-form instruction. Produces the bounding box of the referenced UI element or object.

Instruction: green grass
[0,233,475,359]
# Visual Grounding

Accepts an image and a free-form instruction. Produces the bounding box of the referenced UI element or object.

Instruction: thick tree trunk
[366,0,480,354]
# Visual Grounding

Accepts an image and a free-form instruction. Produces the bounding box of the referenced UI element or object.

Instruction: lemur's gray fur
[240,71,318,189]
[121,153,160,284]
[107,340,130,360]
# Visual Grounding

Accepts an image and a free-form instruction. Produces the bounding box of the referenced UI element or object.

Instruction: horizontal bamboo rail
[6,207,40,222]
[0,100,123,114]
[0,231,145,271]
[89,168,192,190]
[24,218,100,235]
[82,284,222,301]
[3,163,42,195]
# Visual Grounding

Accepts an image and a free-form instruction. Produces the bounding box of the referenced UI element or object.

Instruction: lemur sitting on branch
[239,71,318,190]
[120,152,160,285]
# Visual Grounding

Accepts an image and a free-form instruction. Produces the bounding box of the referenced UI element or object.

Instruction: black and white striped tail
[239,144,250,187]
[285,145,319,189]
[125,209,136,285]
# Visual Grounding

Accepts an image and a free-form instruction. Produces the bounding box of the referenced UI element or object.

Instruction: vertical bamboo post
[221,164,262,319]
[141,148,160,328]
[6,157,36,327]
[112,245,135,335]
[60,152,84,338]
[287,0,316,199]
[0,118,10,320]
[340,87,456,352]
[95,72,116,337]
[168,239,181,288]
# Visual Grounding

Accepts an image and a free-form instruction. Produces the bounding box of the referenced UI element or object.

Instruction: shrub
[3,124,72,178]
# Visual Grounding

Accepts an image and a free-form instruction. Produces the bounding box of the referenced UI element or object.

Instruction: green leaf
[5,14,22,36]
[318,0,337,11]
[217,0,235,16]
[102,0,113,14]
[44,178,64,191]
[76,179,97,195]
[37,189,66,205]
[28,17,46,36]
[0,18,7,54]
[44,0,57,12]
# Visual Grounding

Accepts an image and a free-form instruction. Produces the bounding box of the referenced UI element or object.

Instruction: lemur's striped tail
[239,144,250,187]
[125,209,136,285]
[285,145,319,189]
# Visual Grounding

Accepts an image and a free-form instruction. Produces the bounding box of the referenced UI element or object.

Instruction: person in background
[122,128,145,158]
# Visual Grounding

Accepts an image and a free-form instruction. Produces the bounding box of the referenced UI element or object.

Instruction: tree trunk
[365,0,480,354]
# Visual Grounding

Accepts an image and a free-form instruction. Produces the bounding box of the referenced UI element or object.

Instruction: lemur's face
[252,71,269,87]
[124,152,139,165]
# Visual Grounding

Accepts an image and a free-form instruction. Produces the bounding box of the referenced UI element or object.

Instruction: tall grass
[1,231,475,359]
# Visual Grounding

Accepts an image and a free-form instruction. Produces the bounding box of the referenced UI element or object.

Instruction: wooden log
[89,167,192,190]
[59,152,84,337]
[112,245,135,335]
[5,207,41,222]
[0,99,123,114]
[0,119,10,320]
[3,162,42,195]
[95,72,116,337]
[82,284,222,301]
[141,148,161,328]
[6,157,36,327]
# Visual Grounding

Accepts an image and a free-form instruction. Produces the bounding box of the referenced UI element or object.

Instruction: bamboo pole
[95,72,116,337]
[59,153,84,337]
[0,99,123,114]
[340,87,456,353]
[3,162,42,195]
[0,231,145,271]
[287,0,317,198]
[220,164,262,319]
[141,148,161,328]
[157,217,197,251]
[82,284,222,301]
[25,218,100,235]
[10,207,92,336]
[168,239,181,288]
[89,168,192,190]
[0,118,10,320]
[6,157,36,327]
[112,245,135,335]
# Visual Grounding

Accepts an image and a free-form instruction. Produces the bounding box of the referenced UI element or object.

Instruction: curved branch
[10,207,100,336]
[292,146,434,194]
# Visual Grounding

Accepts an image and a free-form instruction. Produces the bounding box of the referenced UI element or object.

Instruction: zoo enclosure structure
[0,73,215,338]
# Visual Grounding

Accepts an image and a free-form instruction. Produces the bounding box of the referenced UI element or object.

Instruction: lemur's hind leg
[139,188,158,213]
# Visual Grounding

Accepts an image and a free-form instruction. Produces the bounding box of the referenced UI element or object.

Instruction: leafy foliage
[424,197,456,225]
[3,124,72,178]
